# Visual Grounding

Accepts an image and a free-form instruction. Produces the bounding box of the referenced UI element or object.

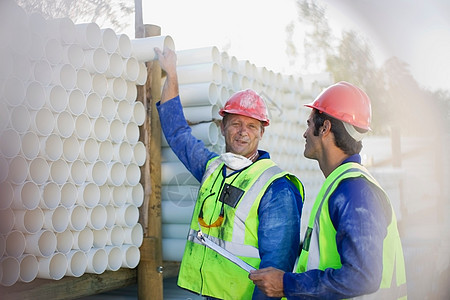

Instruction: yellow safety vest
[178,157,303,299]
[296,162,407,299]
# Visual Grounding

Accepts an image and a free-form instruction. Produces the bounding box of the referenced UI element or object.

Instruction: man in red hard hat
[250,82,407,299]
[218,89,269,159]
[154,47,304,300]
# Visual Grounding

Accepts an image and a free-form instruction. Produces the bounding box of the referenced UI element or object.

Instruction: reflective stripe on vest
[306,166,374,271]
[202,159,285,251]
[187,228,260,258]
[177,157,303,299]
[231,165,284,244]
[200,156,223,185]
[189,163,286,258]
[297,163,407,299]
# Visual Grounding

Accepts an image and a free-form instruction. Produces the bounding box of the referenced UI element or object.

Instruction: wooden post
[134,0,144,39]
[137,24,163,300]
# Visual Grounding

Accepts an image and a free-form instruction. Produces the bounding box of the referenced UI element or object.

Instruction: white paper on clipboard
[196,231,256,273]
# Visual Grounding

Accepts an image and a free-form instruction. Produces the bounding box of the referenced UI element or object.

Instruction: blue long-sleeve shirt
[283,155,392,299]
[157,96,303,300]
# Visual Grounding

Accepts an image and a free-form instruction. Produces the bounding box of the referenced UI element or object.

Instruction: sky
[133,0,450,91]
[322,0,450,91]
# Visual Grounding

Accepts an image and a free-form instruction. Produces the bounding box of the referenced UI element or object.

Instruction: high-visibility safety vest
[296,162,407,299]
[178,156,304,299]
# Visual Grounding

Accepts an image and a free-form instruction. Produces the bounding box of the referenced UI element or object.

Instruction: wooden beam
[0,269,136,300]
[137,24,163,300]
[162,261,181,279]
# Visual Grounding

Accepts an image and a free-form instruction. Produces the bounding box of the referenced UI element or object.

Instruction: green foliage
[296,0,334,71]
[327,31,389,134]
[285,21,298,68]
[16,0,133,32]
[289,0,450,136]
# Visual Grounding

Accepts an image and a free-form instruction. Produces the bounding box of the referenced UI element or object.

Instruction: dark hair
[312,109,363,155]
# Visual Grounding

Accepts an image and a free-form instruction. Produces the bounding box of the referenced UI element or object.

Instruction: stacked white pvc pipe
[161,45,331,261]
[0,1,164,286]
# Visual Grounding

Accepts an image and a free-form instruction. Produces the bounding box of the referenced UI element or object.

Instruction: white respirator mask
[219,152,253,170]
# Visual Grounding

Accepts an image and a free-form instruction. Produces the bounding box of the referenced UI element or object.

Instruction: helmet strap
[343,122,366,142]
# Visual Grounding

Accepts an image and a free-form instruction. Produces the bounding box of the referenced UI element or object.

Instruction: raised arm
[154,47,178,103]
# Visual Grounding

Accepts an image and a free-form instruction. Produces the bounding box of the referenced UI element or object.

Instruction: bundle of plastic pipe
[160,45,329,261]
[0,0,176,286]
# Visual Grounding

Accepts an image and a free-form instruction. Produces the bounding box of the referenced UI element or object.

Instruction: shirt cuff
[156,94,180,108]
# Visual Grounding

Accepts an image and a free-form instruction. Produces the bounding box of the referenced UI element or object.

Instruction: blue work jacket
[284,155,393,299]
[157,96,303,300]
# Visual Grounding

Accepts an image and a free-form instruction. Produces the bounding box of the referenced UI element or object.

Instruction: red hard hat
[219,89,270,126]
[305,81,371,130]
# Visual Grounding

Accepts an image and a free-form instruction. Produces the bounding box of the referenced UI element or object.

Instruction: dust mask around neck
[219,152,253,170]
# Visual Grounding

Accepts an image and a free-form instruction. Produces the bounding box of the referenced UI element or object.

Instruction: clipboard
[196,230,256,273]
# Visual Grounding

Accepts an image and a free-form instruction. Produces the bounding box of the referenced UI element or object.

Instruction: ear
[321,119,331,136]
[220,120,225,136]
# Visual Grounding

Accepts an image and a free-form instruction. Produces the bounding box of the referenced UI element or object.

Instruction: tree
[16,0,134,33]
[289,0,390,133]
[287,0,450,136]
[285,21,298,69]
[327,30,389,133]
[285,0,335,74]
[381,56,450,136]
[431,89,450,130]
